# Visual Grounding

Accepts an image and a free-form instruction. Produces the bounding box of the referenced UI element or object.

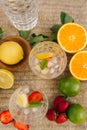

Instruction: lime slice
[36,53,55,59]
[17,93,28,108]
[0,69,14,89]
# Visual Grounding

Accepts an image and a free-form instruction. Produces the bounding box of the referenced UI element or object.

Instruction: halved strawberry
[28,91,43,102]
[14,121,29,130]
[0,110,13,124]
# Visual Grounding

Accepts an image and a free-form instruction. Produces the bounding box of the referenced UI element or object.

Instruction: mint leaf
[29,101,42,108]
[48,24,62,42]
[40,59,48,70]
[0,27,3,40]
[19,30,31,39]
[50,24,62,33]
[60,12,74,24]
[29,34,48,47]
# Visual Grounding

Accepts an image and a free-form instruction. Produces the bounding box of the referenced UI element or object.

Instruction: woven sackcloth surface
[0,0,87,130]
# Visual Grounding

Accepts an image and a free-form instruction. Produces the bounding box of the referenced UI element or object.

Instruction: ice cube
[34,64,41,72]
[47,61,54,68]
[51,57,58,64]
[41,68,49,74]
[50,68,55,74]
[24,108,30,115]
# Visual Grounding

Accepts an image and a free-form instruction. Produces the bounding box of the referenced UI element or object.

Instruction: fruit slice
[17,93,28,108]
[0,110,13,124]
[57,23,87,53]
[28,91,43,102]
[14,121,29,130]
[69,51,87,80]
[36,53,55,59]
[0,69,14,89]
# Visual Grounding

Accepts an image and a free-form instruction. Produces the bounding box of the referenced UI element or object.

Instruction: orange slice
[69,51,87,80]
[36,53,55,59]
[57,23,87,53]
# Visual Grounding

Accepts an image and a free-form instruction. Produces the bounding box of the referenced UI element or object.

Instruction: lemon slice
[0,69,14,89]
[17,93,28,108]
[36,53,55,59]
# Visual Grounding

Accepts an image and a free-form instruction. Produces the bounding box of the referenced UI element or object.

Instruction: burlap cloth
[0,0,87,130]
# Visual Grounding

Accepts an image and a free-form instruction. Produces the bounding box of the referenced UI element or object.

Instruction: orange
[57,23,87,53]
[69,51,87,80]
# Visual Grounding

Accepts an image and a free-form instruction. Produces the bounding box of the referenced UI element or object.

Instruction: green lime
[59,77,81,97]
[67,104,86,124]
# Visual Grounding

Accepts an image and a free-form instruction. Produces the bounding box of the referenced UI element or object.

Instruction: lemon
[17,93,28,108]
[36,53,55,59]
[0,69,14,89]
[0,41,24,65]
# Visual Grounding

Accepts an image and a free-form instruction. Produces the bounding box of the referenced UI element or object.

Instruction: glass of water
[2,0,38,30]
[9,85,48,125]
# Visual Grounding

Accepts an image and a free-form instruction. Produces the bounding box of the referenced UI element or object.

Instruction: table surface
[0,0,87,130]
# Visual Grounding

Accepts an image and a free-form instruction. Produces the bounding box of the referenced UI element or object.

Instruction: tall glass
[9,85,48,125]
[1,0,38,30]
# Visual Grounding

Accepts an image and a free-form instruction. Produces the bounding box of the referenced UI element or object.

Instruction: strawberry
[28,91,43,102]
[53,95,65,108]
[56,113,67,124]
[14,121,29,130]
[57,100,70,113]
[0,110,13,124]
[46,108,56,121]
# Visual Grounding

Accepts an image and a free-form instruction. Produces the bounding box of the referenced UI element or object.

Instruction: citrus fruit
[57,23,87,53]
[67,104,86,124]
[0,69,14,89]
[17,93,28,108]
[0,41,24,65]
[36,53,55,60]
[69,51,87,80]
[59,77,81,97]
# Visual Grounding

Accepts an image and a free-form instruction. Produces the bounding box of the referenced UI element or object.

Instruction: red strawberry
[0,110,13,124]
[53,96,65,108]
[46,108,56,121]
[57,101,70,113]
[56,113,67,124]
[28,91,43,102]
[14,121,29,130]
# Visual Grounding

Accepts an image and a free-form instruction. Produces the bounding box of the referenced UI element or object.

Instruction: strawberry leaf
[29,101,42,108]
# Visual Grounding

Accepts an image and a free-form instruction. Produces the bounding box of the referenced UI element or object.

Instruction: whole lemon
[0,41,24,65]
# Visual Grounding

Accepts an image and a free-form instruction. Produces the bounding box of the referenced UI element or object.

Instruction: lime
[67,104,86,124]
[17,93,28,108]
[0,69,14,89]
[36,53,55,60]
[59,77,81,97]
[0,41,24,65]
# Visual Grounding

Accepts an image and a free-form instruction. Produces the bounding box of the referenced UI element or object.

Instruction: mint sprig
[29,101,42,108]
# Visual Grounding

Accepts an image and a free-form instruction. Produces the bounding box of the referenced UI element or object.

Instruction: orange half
[57,23,87,53]
[69,51,87,80]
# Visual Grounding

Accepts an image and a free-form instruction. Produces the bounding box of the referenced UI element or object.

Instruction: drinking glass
[2,0,38,30]
[29,41,67,79]
[9,85,48,125]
